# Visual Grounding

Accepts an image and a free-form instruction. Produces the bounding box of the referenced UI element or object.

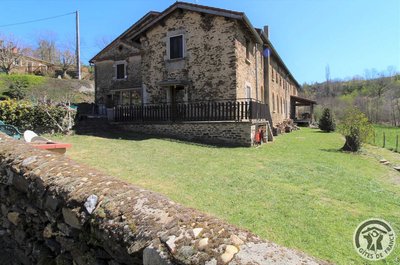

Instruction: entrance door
[170,85,185,120]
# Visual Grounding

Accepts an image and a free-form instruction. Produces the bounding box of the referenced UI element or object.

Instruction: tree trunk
[390,99,397,126]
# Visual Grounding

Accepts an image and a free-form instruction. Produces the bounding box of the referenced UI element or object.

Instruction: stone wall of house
[268,56,298,126]
[117,121,255,147]
[95,60,114,102]
[141,9,237,103]
[94,41,142,103]
[0,134,327,265]
[234,26,264,102]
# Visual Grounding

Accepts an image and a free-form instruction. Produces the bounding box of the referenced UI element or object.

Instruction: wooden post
[383,132,386,148]
[396,134,399,152]
[373,131,376,145]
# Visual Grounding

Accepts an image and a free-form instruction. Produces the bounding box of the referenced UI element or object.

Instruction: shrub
[318,108,336,132]
[4,78,28,99]
[0,99,31,129]
[338,108,373,152]
[0,74,45,100]
[0,99,75,134]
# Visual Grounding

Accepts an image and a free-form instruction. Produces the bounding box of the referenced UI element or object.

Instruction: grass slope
[0,74,94,103]
[371,125,400,152]
[52,128,400,265]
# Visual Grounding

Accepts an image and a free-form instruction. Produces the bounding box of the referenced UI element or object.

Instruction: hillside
[301,74,400,125]
[0,74,94,104]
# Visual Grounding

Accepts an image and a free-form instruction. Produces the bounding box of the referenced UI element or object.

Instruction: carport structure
[290,95,317,126]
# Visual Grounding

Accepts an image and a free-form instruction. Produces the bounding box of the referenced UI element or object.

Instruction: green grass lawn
[370,125,400,152]
[52,128,400,265]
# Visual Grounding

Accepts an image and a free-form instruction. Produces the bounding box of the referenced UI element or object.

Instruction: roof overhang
[158,79,190,87]
[89,11,160,63]
[290,95,317,105]
[22,55,55,66]
[258,30,301,88]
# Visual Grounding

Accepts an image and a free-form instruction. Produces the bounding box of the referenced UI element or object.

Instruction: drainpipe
[255,43,258,102]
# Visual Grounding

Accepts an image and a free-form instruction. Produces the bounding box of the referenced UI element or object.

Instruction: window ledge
[166,58,185,62]
[245,58,251,65]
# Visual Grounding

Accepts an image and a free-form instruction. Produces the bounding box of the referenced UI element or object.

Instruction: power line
[0,12,75,28]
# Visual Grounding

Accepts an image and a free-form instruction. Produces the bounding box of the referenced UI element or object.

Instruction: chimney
[12,47,18,54]
[263,25,269,39]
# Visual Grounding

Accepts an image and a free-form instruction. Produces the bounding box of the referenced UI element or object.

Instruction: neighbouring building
[10,55,55,75]
[90,2,316,146]
[4,46,56,75]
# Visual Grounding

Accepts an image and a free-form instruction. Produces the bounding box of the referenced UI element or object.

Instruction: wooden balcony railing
[114,99,270,123]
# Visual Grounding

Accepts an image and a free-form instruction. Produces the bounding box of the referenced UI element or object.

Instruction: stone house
[90,2,315,146]
[11,55,56,75]
[5,46,56,75]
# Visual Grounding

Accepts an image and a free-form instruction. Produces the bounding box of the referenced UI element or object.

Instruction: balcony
[114,99,270,123]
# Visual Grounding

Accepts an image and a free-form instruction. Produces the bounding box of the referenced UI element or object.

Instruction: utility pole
[76,10,81,80]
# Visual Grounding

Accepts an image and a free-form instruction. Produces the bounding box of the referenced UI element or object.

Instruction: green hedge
[0,99,75,134]
[0,74,45,96]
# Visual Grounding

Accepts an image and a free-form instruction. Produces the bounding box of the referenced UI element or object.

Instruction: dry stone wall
[0,133,329,265]
[117,121,254,147]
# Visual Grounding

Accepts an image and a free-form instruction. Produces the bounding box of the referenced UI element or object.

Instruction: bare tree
[95,35,114,49]
[32,31,59,63]
[0,37,22,74]
[59,49,75,78]
[35,39,58,63]
[325,64,331,97]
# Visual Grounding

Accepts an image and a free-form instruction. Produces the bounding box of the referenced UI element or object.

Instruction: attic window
[169,35,184,59]
[118,45,123,51]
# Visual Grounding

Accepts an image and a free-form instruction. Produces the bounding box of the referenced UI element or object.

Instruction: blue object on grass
[0,124,22,139]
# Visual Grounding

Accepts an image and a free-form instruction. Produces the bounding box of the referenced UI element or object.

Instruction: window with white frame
[169,35,184,59]
[245,85,251,100]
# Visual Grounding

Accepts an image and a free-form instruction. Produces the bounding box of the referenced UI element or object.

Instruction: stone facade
[140,10,237,103]
[94,45,142,106]
[0,133,329,265]
[268,56,299,125]
[234,25,264,101]
[90,2,304,144]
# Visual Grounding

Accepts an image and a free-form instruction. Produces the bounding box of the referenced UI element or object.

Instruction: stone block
[62,208,82,229]
[7,212,19,226]
[143,247,172,265]
[44,195,59,212]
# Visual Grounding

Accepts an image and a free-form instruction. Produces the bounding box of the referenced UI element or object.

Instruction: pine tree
[319,108,336,132]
